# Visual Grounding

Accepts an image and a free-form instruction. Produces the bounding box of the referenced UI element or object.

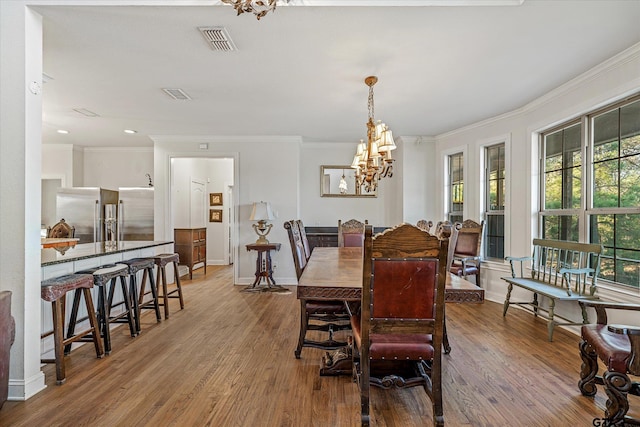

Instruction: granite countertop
[41,240,173,267]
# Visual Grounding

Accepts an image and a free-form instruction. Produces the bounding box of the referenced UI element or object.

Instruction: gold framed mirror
[320,165,376,198]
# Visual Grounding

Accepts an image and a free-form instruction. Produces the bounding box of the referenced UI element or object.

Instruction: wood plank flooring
[0,265,622,426]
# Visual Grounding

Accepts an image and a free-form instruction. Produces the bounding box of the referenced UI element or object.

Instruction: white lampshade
[250,201,275,221]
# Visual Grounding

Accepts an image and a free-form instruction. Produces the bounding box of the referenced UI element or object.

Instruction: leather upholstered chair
[46,218,75,239]
[284,220,351,359]
[338,219,367,247]
[351,224,447,427]
[448,219,483,287]
[578,300,640,426]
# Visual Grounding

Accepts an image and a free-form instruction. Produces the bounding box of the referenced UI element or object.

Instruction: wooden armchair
[578,300,640,426]
[46,218,75,238]
[449,219,483,287]
[338,219,368,247]
[351,223,447,427]
[284,220,351,359]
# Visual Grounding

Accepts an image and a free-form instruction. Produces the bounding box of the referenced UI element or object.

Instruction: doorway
[170,158,235,269]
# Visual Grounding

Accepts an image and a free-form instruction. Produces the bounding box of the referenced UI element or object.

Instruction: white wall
[300,142,403,227]
[0,0,46,400]
[83,147,153,189]
[41,144,73,186]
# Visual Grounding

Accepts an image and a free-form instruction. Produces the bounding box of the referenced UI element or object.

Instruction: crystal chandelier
[221,0,289,20]
[350,76,396,193]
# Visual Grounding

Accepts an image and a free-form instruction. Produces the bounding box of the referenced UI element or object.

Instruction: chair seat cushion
[582,324,631,373]
[305,300,347,314]
[351,314,434,360]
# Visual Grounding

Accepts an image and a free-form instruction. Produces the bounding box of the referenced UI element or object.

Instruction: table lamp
[250,201,275,244]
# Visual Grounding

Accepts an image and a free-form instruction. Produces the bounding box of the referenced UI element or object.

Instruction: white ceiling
[33,0,640,147]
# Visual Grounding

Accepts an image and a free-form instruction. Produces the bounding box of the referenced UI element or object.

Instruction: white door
[190,178,206,228]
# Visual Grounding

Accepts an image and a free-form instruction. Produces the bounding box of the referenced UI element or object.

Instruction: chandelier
[350,76,396,193]
[221,0,289,20]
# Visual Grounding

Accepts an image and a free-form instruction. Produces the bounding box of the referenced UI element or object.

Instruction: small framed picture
[209,209,223,223]
[210,193,223,206]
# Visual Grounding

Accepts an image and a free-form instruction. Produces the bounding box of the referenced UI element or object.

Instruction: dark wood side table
[245,243,284,292]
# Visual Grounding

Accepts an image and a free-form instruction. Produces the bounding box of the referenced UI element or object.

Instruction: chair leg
[157,265,173,319]
[50,299,66,385]
[82,288,104,359]
[172,261,185,309]
[295,300,308,359]
[503,283,513,316]
[578,339,599,396]
[603,370,632,425]
[139,267,162,321]
[360,351,370,427]
[118,276,137,337]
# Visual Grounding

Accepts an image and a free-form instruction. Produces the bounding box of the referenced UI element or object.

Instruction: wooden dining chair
[448,219,483,287]
[284,220,351,359]
[338,219,368,247]
[351,223,448,427]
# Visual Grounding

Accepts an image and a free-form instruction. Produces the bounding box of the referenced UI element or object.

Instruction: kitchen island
[41,240,174,357]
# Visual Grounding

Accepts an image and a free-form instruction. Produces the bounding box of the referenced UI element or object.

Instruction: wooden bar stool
[119,257,161,333]
[41,273,104,385]
[151,253,184,319]
[69,264,135,354]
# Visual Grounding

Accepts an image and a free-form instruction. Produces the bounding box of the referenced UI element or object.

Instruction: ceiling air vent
[162,88,192,101]
[198,26,237,52]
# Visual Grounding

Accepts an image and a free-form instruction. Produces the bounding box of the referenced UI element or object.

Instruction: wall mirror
[320,165,376,198]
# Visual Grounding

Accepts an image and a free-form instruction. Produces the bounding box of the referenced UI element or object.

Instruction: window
[485,143,505,260]
[540,95,640,290]
[447,152,464,223]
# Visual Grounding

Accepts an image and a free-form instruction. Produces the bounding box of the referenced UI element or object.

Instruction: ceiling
[33,0,640,148]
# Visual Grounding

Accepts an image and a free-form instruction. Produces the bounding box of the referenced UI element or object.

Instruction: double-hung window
[540,94,640,290]
[485,143,505,260]
[447,152,464,224]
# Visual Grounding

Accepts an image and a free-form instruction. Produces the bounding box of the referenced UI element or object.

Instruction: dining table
[297,246,484,375]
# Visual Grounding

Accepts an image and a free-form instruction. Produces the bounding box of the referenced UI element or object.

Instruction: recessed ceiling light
[57,129,69,134]
[124,129,137,134]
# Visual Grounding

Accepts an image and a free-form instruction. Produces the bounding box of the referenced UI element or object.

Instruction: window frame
[538,93,640,291]
[447,152,464,224]
[482,140,508,261]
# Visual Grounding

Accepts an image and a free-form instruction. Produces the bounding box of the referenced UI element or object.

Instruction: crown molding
[436,41,640,140]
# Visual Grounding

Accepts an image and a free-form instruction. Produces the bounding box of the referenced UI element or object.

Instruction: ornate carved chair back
[46,218,75,239]
[338,218,368,247]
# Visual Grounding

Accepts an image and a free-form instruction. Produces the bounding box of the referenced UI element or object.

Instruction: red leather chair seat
[582,324,631,373]
[306,300,346,314]
[351,314,434,360]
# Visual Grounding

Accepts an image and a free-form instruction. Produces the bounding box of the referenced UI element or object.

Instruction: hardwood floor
[0,265,620,426]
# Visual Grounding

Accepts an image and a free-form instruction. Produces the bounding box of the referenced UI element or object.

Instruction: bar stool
[68,264,135,354]
[151,253,184,319]
[41,273,104,385]
[119,257,161,334]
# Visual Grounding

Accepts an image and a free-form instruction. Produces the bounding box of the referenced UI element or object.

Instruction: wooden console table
[245,243,283,292]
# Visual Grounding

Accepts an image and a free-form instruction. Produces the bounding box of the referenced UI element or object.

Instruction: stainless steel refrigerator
[118,187,154,241]
[56,187,119,244]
